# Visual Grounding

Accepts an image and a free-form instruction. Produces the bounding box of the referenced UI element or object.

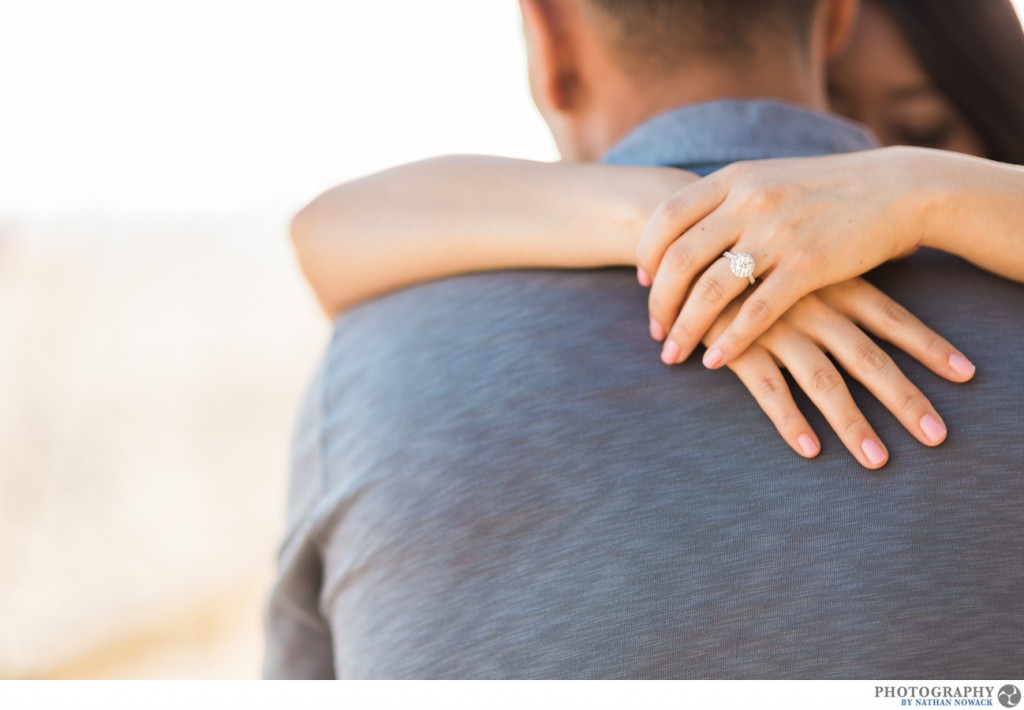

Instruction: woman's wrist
[901,148,1024,281]
[908,147,1004,255]
[876,146,949,254]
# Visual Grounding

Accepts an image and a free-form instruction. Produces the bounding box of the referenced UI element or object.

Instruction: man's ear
[519,0,579,113]
[823,0,860,60]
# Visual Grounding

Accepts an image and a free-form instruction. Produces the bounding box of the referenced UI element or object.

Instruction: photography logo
[998,686,1021,709]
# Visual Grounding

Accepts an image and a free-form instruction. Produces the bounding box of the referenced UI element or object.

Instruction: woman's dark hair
[878,0,1024,164]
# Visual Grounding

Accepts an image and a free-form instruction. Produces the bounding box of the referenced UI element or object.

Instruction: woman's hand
[717,277,973,470]
[636,147,948,370]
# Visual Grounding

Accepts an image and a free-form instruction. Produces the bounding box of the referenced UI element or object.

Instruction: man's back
[267,244,1023,677]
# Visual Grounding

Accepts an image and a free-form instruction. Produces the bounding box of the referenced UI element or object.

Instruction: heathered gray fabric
[263,100,1024,679]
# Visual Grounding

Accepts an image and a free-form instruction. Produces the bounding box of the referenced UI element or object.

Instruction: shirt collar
[601,99,880,171]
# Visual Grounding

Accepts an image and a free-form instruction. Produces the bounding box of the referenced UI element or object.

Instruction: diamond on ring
[723,251,756,285]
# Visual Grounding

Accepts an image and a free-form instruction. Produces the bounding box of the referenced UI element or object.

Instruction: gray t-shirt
[263,101,1024,679]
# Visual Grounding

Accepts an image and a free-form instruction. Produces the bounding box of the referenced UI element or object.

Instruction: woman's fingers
[728,347,821,458]
[647,218,740,347]
[635,173,729,280]
[820,279,977,383]
[808,302,949,448]
[637,173,734,341]
[767,329,890,470]
[701,268,805,369]
[660,258,749,364]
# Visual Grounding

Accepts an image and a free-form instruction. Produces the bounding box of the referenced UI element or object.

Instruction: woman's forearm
[291,155,693,315]
[912,148,1024,281]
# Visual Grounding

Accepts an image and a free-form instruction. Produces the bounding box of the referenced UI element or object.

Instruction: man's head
[520,0,859,160]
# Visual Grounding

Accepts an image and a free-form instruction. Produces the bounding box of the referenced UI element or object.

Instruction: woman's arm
[922,148,1024,280]
[291,156,693,315]
[635,146,1024,370]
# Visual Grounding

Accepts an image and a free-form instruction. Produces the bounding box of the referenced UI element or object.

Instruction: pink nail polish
[948,353,976,379]
[798,434,819,457]
[861,438,888,468]
[920,414,947,444]
[702,346,724,369]
[661,339,680,365]
[650,318,666,342]
[637,267,652,287]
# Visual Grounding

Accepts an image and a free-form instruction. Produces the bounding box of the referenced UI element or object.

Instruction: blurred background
[0,0,553,679]
[2,0,1022,680]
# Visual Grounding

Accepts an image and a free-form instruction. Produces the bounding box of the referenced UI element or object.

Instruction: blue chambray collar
[601,98,880,173]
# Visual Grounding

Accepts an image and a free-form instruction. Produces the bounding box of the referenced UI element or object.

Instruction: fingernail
[637,267,652,287]
[702,346,723,369]
[661,338,680,365]
[920,414,947,444]
[860,438,888,468]
[798,434,819,457]
[948,353,976,379]
[650,318,666,342]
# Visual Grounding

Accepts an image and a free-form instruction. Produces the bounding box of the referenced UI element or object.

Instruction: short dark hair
[876,0,1024,164]
[583,0,822,70]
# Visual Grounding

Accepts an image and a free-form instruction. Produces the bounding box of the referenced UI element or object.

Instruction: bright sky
[2,1,1022,216]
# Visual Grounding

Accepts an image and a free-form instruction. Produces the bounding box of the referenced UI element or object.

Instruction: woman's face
[827,1,986,156]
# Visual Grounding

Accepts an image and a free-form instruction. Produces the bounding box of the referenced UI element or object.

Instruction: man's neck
[576,49,827,161]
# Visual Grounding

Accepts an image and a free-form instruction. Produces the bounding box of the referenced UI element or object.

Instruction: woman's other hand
[716,278,974,470]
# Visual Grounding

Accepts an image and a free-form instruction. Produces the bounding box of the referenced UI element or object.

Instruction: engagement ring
[723,251,756,285]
